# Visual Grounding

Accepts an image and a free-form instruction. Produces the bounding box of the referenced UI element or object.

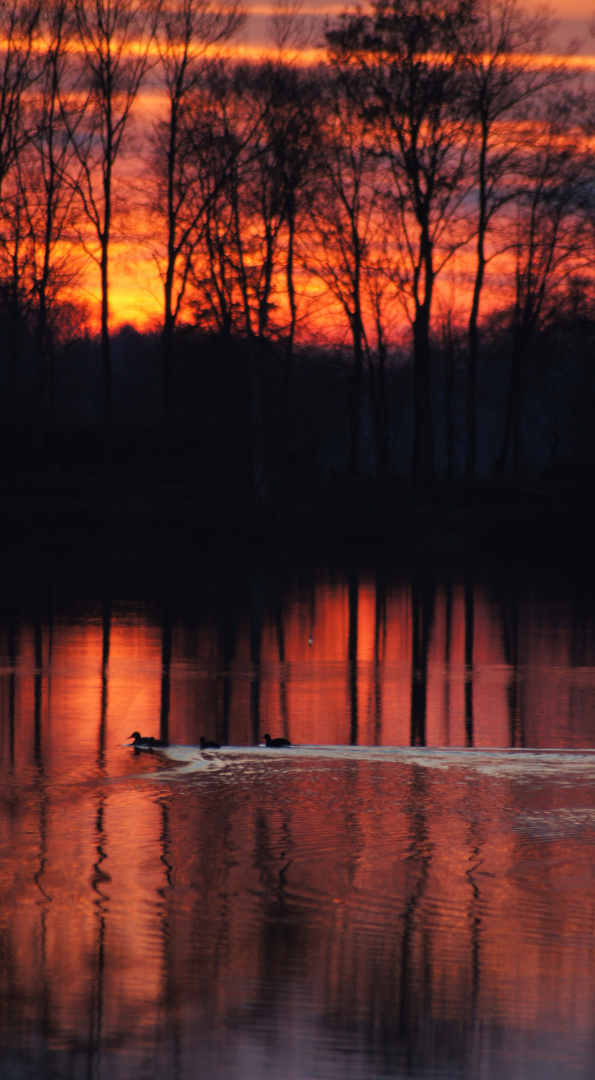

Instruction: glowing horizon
[26,0,595,339]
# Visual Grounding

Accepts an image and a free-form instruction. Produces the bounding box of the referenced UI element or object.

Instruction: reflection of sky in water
[3,562,595,1077]
[4,744,595,1079]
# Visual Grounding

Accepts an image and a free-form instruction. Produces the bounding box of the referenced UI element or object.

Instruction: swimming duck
[128,731,168,749]
[262,733,292,748]
[200,736,221,749]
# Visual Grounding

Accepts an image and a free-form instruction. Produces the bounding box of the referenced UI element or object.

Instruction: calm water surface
[2,555,595,1079]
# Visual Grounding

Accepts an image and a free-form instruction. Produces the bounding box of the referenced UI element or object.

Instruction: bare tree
[457,0,571,478]
[0,0,40,422]
[327,0,473,481]
[185,67,244,337]
[70,0,161,446]
[230,62,294,503]
[0,174,30,421]
[493,98,591,475]
[185,61,316,501]
[268,0,316,55]
[307,69,379,477]
[0,0,40,202]
[257,59,320,460]
[20,0,86,440]
[155,0,245,438]
[362,233,401,478]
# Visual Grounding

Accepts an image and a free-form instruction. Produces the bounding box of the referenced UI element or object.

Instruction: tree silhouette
[494,97,590,474]
[70,0,160,450]
[0,0,40,425]
[327,0,473,481]
[154,0,244,440]
[0,0,39,201]
[457,0,567,478]
[307,68,379,477]
[22,0,86,442]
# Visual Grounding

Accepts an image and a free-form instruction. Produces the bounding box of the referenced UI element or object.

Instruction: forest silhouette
[1,0,595,544]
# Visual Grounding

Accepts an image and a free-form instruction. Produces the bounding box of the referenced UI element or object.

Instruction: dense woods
[1,0,595,494]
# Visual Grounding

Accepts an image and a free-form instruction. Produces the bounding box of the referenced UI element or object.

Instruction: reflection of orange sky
[1,741,595,1069]
[0,572,593,1063]
[1,577,594,765]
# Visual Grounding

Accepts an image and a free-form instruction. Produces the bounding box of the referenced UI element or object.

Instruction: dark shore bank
[0,472,591,563]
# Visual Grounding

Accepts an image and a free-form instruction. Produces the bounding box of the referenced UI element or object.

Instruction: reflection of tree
[32,603,50,1051]
[156,797,180,1069]
[464,574,474,746]
[7,599,16,770]
[274,593,289,739]
[88,795,109,1077]
[410,579,435,746]
[98,597,110,770]
[219,612,237,747]
[463,781,484,1023]
[348,565,359,745]
[33,605,42,764]
[443,576,453,742]
[374,568,386,744]
[250,564,263,743]
[160,605,172,745]
[397,767,434,1046]
[500,580,523,746]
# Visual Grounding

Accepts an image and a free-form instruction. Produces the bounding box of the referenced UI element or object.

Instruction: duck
[128,731,168,749]
[262,733,292,748]
[200,736,221,750]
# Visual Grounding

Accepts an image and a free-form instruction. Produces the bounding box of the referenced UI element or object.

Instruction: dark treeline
[1,0,595,496]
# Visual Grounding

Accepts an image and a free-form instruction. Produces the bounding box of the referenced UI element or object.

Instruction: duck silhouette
[200,736,221,749]
[262,733,292,748]
[128,731,168,749]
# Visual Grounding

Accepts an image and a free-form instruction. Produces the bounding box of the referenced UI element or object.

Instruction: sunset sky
[88,0,595,333]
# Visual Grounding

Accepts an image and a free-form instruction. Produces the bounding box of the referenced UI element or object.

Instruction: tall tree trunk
[412,305,434,481]
[350,320,363,478]
[466,301,480,480]
[38,171,55,466]
[251,338,266,507]
[376,347,389,480]
[494,332,524,476]
[100,243,113,437]
[368,330,389,480]
[100,151,113,451]
[411,231,435,481]
[281,209,297,474]
[162,306,175,440]
[466,127,487,481]
[443,313,455,479]
[511,357,526,476]
[162,97,178,440]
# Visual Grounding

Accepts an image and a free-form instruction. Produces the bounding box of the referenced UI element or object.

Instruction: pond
[1,551,595,1079]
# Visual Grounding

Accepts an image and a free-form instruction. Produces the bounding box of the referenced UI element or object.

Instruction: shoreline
[0,474,591,558]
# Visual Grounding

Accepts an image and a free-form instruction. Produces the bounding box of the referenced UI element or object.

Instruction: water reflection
[1,558,595,1078]
[3,564,595,761]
